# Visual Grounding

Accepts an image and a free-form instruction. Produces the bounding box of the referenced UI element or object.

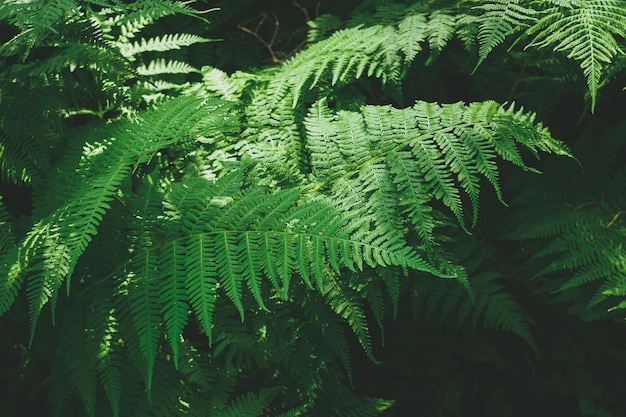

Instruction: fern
[470,0,538,69]
[307,99,570,237]
[136,59,198,76]
[119,33,210,57]
[2,0,621,416]
[506,122,626,317]
[268,25,402,108]
[524,0,626,111]
[0,96,232,330]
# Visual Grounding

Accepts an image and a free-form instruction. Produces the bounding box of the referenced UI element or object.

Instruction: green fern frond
[136,59,198,75]
[128,251,161,393]
[85,285,123,417]
[157,239,189,365]
[119,33,210,57]
[56,303,99,416]
[424,10,457,62]
[201,67,249,101]
[524,0,626,111]
[26,42,131,76]
[517,197,626,309]
[323,271,375,360]
[266,25,402,108]
[506,123,626,316]
[471,0,537,70]
[308,99,570,237]
[0,0,80,58]
[397,13,429,62]
[110,0,204,43]
[122,173,445,360]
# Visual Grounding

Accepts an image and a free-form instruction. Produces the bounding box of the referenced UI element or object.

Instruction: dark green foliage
[1,0,625,416]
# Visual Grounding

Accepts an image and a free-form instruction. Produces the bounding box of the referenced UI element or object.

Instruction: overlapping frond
[411,271,535,346]
[0,96,231,331]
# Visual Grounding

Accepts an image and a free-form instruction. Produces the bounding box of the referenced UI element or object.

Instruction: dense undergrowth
[1,0,625,416]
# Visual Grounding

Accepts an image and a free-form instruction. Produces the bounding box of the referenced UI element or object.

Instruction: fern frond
[412,270,535,347]
[85,284,123,417]
[119,33,210,57]
[201,67,249,101]
[128,250,161,393]
[122,173,445,355]
[0,96,231,334]
[266,25,402,108]
[323,271,375,360]
[472,0,537,69]
[109,0,204,43]
[397,13,428,63]
[506,123,626,316]
[524,0,626,111]
[0,0,80,58]
[158,239,189,365]
[307,99,571,238]
[56,303,99,416]
[424,10,458,62]
[136,59,198,75]
[184,233,219,341]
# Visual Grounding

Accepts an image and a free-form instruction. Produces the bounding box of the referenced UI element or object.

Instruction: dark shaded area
[0,181,32,219]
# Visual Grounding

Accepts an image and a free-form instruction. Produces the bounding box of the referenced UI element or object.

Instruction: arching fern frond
[470,0,537,69]
[524,0,626,111]
[306,99,571,242]
[266,25,402,108]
